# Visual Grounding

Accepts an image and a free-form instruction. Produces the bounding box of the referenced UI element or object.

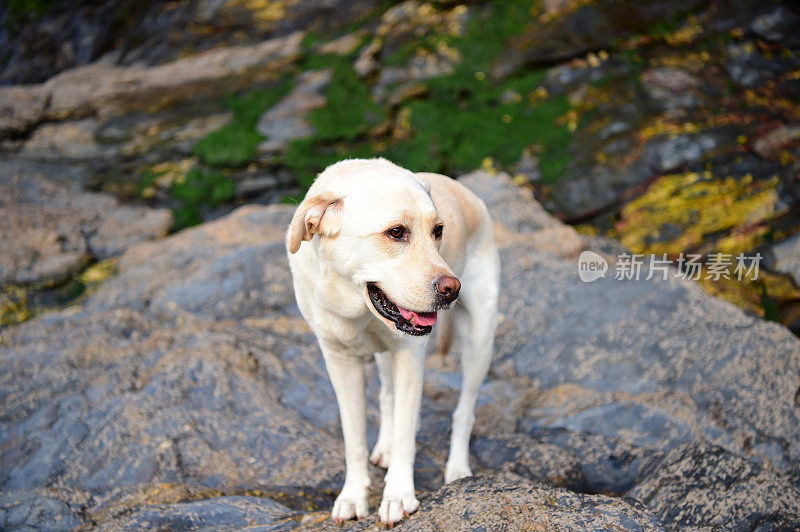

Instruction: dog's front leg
[379,346,424,526]
[322,345,370,523]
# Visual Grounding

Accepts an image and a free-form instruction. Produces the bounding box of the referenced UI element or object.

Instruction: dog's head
[288,158,460,336]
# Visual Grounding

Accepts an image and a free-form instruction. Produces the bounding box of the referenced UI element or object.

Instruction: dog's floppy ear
[288,191,344,254]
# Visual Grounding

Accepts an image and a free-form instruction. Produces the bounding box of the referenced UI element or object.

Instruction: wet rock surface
[2,171,799,530]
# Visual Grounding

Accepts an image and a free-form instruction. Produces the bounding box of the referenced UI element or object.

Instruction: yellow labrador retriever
[286,158,499,526]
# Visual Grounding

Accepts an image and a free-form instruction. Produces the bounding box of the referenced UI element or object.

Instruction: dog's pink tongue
[398,306,437,326]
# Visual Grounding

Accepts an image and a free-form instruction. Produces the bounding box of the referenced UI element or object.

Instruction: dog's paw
[378,492,419,527]
[444,461,472,484]
[331,486,369,524]
[369,441,391,469]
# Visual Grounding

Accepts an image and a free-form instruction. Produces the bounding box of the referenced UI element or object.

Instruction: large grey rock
[1,0,378,86]
[19,119,107,161]
[0,87,48,137]
[409,475,663,531]
[522,427,664,495]
[339,475,663,531]
[1,170,799,530]
[459,170,561,233]
[724,41,792,88]
[641,67,702,111]
[20,111,233,165]
[750,5,800,46]
[500,234,800,479]
[470,433,587,491]
[644,130,733,173]
[549,126,738,219]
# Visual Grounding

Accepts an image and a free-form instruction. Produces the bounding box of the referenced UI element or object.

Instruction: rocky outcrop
[0,32,304,137]
[2,170,799,530]
[372,475,664,531]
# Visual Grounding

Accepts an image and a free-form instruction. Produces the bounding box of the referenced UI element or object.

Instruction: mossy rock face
[610,170,800,321]
[280,0,573,185]
[4,0,800,333]
[193,79,293,168]
[614,171,779,257]
[0,159,171,328]
[2,0,381,85]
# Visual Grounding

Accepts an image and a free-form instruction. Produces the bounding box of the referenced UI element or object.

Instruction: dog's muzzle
[367,283,438,336]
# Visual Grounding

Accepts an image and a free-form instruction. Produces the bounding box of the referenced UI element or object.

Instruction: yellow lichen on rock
[0,286,33,328]
[614,172,779,256]
[229,0,287,24]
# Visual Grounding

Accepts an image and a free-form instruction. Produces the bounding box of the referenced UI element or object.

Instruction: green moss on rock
[193,79,292,167]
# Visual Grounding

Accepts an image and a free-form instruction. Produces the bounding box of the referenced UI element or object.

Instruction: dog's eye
[433,224,443,239]
[387,226,406,240]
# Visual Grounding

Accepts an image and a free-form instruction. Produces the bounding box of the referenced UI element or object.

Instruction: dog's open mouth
[367,283,436,336]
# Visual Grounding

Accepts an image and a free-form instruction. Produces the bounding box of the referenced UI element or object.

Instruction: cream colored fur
[286,158,500,526]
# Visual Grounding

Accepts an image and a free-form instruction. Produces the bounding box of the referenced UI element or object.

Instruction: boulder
[0,490,83,531]
[374,475,664,531]
[20,119,107,162]
[1,170,799,530]
[99,495,293,531]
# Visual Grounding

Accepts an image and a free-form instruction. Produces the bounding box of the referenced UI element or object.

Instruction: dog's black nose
[436,276,461,303]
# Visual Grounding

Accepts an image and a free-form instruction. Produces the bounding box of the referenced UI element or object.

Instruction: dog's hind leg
[444,243,500,484]
[370,351,392,468]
